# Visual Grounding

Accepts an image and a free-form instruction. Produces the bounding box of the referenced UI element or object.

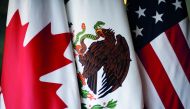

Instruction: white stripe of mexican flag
[66,0,143,108]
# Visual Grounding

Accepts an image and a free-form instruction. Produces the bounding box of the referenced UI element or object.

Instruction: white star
[133,26,143,37]
[172,0,182,10]
[152,11,164,24]
[158,0,165,5]
[135,6,146,18]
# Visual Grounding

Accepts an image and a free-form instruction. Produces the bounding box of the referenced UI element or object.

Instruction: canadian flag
[1,0,81,109]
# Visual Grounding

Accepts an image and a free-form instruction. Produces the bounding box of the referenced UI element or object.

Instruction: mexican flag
[1,0,81,109]
[66,0,143,108]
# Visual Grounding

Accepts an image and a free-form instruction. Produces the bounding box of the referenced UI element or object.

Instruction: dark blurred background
[0,0,9,75]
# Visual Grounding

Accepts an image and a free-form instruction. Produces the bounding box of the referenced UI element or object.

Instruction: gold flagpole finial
[124,0,127,5]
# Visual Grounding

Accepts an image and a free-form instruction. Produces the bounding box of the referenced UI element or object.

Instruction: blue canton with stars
[127,0,188,50]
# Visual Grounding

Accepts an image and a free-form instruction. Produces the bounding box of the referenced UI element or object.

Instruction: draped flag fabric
[66,0,143,108]
[1,0,81,109]
[0,86,5,109]
[127,0,190,108]
[185,0,190,19]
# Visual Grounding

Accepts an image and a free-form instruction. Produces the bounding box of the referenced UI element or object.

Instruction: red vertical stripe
[139,44,184,109]
[165,24,190,83]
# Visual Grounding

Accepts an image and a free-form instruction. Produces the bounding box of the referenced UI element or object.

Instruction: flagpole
[185,0,190,20]
[124,0,127,5]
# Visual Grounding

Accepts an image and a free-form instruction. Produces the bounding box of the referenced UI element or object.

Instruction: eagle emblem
[73,21,131,98]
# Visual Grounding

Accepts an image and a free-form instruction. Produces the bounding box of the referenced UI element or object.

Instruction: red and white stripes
[165,23,190,83]
[139,18,190,109]
[137,56,165,109]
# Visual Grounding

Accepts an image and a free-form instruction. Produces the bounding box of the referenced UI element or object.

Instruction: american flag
[127,0,190,108]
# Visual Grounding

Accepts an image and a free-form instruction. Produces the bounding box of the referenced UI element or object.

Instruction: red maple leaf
[2,10,72,109]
